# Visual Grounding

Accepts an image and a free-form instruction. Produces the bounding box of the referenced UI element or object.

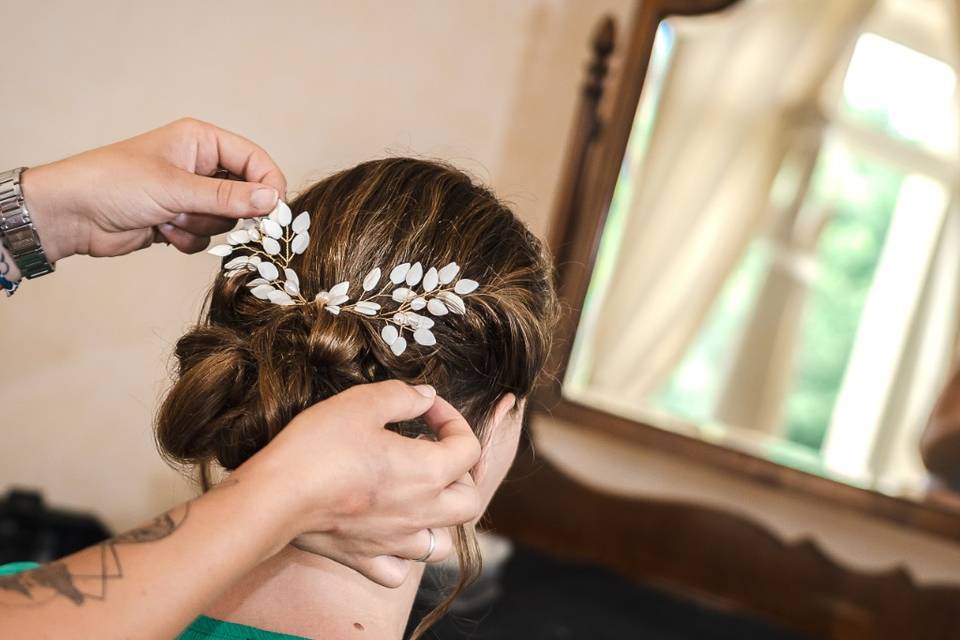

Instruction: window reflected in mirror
[565,0,960,499]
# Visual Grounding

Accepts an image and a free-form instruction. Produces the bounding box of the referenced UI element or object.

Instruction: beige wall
[4,0,956,591]
[0,0,634,531]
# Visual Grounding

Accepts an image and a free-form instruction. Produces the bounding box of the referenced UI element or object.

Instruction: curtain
[582,0,877,404]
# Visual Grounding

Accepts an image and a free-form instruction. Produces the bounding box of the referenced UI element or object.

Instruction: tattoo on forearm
[0,503,190,607]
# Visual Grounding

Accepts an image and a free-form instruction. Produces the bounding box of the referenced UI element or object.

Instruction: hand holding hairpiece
[208,202,479,355]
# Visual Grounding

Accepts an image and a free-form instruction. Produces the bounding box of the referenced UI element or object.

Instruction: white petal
[227,229,251,245]
[248,256,262,266]
[284,268,299,286]
[225,268,245,278]
[328,294,349,306]
[363,267,382,291]
[392,287,413,303]
[258,262,279,281]
[291,231,310,254]
[381,324,399,345]
[262,219,283,239]
[247,227,261,242]
[438,291,466,315]
[427,298,449,316]
[392,312,407,326]
[423,267,439,292]
[262,237,282,255]
[438,262,460,284]
[224,256,249,270]
[410,297,427,310]
[246,278,269,287]
[284,279,300,296]
[268,290,293,305]
[454,279,479,295]
[390,336,408,356]
[405,262,423,286]
[251,284,274,299]
[325,305,341,315]
[390,262,411,284]
[404,312,434,330]
[208,244,233,257]
[354,301,381,316]
[275,201,293,227]
[330,281,350,297]
[292,211,311,234]
[413,328,436,346]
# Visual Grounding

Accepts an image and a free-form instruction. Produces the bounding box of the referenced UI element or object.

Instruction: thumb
[174,171,279,219]
[337,380,438,428]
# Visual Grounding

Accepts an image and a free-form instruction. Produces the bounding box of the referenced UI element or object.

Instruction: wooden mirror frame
[535,0,960,541]
[487,3,960,636]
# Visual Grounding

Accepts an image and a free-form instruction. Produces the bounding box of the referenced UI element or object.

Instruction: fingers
[170,212,236,238]
[185,119,288,198]
[417,396,483,483]
[156,223,211,254]
[337,380,439,426]
[389,527,454,564]
[173,171,280,220]
[427,473,482,527]
[358,555,413,589]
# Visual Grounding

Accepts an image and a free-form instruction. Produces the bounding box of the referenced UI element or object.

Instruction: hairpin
[208,202,479,355]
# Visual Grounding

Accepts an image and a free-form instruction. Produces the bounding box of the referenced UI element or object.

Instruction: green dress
[0,562,307,639]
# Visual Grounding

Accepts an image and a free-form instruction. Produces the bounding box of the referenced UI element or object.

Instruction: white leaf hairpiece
[209,203,481,356]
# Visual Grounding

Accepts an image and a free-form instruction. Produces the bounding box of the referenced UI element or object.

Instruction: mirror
[564,0,960,500]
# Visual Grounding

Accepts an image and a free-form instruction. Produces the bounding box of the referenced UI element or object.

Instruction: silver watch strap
[0,167,54,280]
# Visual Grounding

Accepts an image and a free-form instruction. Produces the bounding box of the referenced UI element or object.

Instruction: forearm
[0,475,294,640]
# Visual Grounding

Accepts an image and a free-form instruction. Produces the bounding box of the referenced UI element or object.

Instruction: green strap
[178,615,309,640]
[0,561,40,575]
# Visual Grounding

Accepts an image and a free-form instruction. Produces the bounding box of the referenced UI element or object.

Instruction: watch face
[1,210,29,231]
[6,227,37,254]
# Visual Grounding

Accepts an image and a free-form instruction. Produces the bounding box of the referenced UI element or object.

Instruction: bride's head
[155,157,557,615]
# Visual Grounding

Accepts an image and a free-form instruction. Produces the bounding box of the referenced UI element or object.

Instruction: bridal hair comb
[208,202,479,355]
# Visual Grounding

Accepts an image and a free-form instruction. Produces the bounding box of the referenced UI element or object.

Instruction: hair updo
[154,158,558,635]
[157,158,557,469]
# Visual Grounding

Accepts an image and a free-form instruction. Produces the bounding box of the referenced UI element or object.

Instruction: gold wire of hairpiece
[208,202,479,355]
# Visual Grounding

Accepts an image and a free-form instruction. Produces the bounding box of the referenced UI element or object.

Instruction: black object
[406,544,806,640]
[0,487,111,564]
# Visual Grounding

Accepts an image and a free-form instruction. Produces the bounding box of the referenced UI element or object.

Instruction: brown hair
[155,158,558,637]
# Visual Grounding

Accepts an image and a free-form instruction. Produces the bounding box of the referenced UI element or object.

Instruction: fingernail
[251,187,278,212]
[413,384,436,398]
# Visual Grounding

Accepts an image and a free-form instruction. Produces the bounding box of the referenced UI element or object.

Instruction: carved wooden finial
[585,16,616,103]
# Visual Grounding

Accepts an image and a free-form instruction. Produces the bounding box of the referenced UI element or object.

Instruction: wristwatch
[0,167,55,282]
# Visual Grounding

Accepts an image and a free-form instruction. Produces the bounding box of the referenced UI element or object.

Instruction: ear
[474,393,518,482]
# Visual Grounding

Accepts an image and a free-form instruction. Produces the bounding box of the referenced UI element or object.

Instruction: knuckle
[173,116,202,134]
[465,437,482,463]
[216,180,236,210]
[381,379,408,398]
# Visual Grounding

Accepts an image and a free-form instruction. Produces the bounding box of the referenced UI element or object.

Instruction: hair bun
[156,305,374,472]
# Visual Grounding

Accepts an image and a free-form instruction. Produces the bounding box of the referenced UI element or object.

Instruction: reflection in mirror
[565,0,960,499]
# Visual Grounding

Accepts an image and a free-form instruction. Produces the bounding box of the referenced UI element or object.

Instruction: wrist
[230,451,313,553]
[19,163,79,263]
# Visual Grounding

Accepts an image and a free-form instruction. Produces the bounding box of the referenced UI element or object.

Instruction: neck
[204,545,424,639]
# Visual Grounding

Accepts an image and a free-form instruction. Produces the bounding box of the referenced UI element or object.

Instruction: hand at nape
[232,380,483,588]
[20,117,287,261]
